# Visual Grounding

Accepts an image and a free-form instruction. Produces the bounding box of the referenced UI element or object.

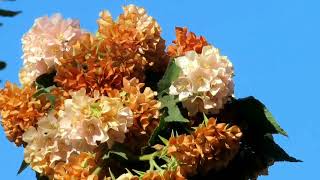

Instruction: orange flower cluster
[133,169,186,180]
[54,153,98,180]
[108,78,161,152]
[167,118,242,177]
[167,27,209,57]
[0,82,49,146]
[97,5,168,82]
[54,33,120,95]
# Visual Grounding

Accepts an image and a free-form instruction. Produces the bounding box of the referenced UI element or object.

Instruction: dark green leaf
[0,61,6,70]
[227,96,287,136]
[261,134,301,162]
[36,172,49,180]
[157,60,181,93]
[17,160,29,175]
[0,9,21,17]
[35,71,56,88]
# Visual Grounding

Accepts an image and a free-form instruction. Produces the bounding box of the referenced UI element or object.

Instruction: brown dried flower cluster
[108,78,161,152]
[136,169,186,180]
[0,82,49,146]
[167,27,209,57]
[54,153,98,180]
[168,118,242,177]
[54,33,121,95]
[97,5,168,81]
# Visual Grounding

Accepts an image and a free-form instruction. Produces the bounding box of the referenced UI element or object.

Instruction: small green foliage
[159,95,189,123]
[157,60,181,93]
[17,160,29,175]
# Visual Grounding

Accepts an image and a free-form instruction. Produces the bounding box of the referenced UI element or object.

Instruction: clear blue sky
[0,0,318,179]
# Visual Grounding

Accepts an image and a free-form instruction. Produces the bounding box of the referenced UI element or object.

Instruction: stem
[139,152,158,161]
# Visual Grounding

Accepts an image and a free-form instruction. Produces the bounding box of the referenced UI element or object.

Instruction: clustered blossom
[169,45,234,115]
[0,82,64,146]
[22,88,134,174]
[0,4,281,180]
[97,5,168,81]
[167,27,208,58]
[20,14,84,85]
[167,118,242,177]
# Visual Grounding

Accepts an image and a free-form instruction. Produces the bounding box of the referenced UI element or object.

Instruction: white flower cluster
[23,88,133,173]
[20,14,84,86]
[169,45,234,115]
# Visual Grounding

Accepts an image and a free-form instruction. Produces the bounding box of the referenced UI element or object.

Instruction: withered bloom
[0,82,50,146]
[54,153,98,180]
[168,118,242,177]
[97,5,168,82]
[167,27,208,58]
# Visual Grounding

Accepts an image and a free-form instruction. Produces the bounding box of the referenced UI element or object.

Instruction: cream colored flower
[169,77,193,101]
[116,173,135,180]
[169,45,234,115]
[20,13,84,85]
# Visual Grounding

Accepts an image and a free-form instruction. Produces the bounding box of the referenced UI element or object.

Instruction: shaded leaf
[157,60,181,93]
[35,71,56,88]
[36,172,49,180]
[0,9,21,17]
[261,134,301,162]
[0,61,6,70]
[224,96,287,136]
[103,151,128,160]
[17,160,29,175]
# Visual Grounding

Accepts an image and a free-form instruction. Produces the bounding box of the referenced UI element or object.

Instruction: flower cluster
[169,45,234,115]
[167,118,242,177]
[0,4,296,180]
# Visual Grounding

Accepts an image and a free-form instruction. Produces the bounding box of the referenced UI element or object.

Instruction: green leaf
[36,173,49,180]
[17,160,29,175]
[103,151,128,160]
[158,135,169,146]
[0,61,6,70]
[35,71,56,88]
[157,60,181,93]
[261,134,301,162]
[109,168,116,180]
[229,96,287,136]
[159,95,188,123]
[0,9,21,17]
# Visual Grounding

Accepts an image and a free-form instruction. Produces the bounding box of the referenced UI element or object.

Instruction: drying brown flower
[140,169,186,180]
[54,152,98,180]
[108,78,161,153]
[167,27,209,57]
[97,5,168,82]
[167,134,200,177]
[193,118,242,174]
[168,118,242,177]
[0,82,50,146]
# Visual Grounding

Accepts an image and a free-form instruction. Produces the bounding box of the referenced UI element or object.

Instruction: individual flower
[167,27,208,57]
[20,13,84,85]
[0,82,52,146]
[168,118,242,177]
[97,4,168,83]
[169,45,234,115]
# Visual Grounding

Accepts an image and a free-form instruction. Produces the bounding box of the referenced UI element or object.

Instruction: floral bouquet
[0,5,299,180]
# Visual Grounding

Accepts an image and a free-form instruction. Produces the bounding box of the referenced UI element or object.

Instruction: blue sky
[0,0,318,179]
